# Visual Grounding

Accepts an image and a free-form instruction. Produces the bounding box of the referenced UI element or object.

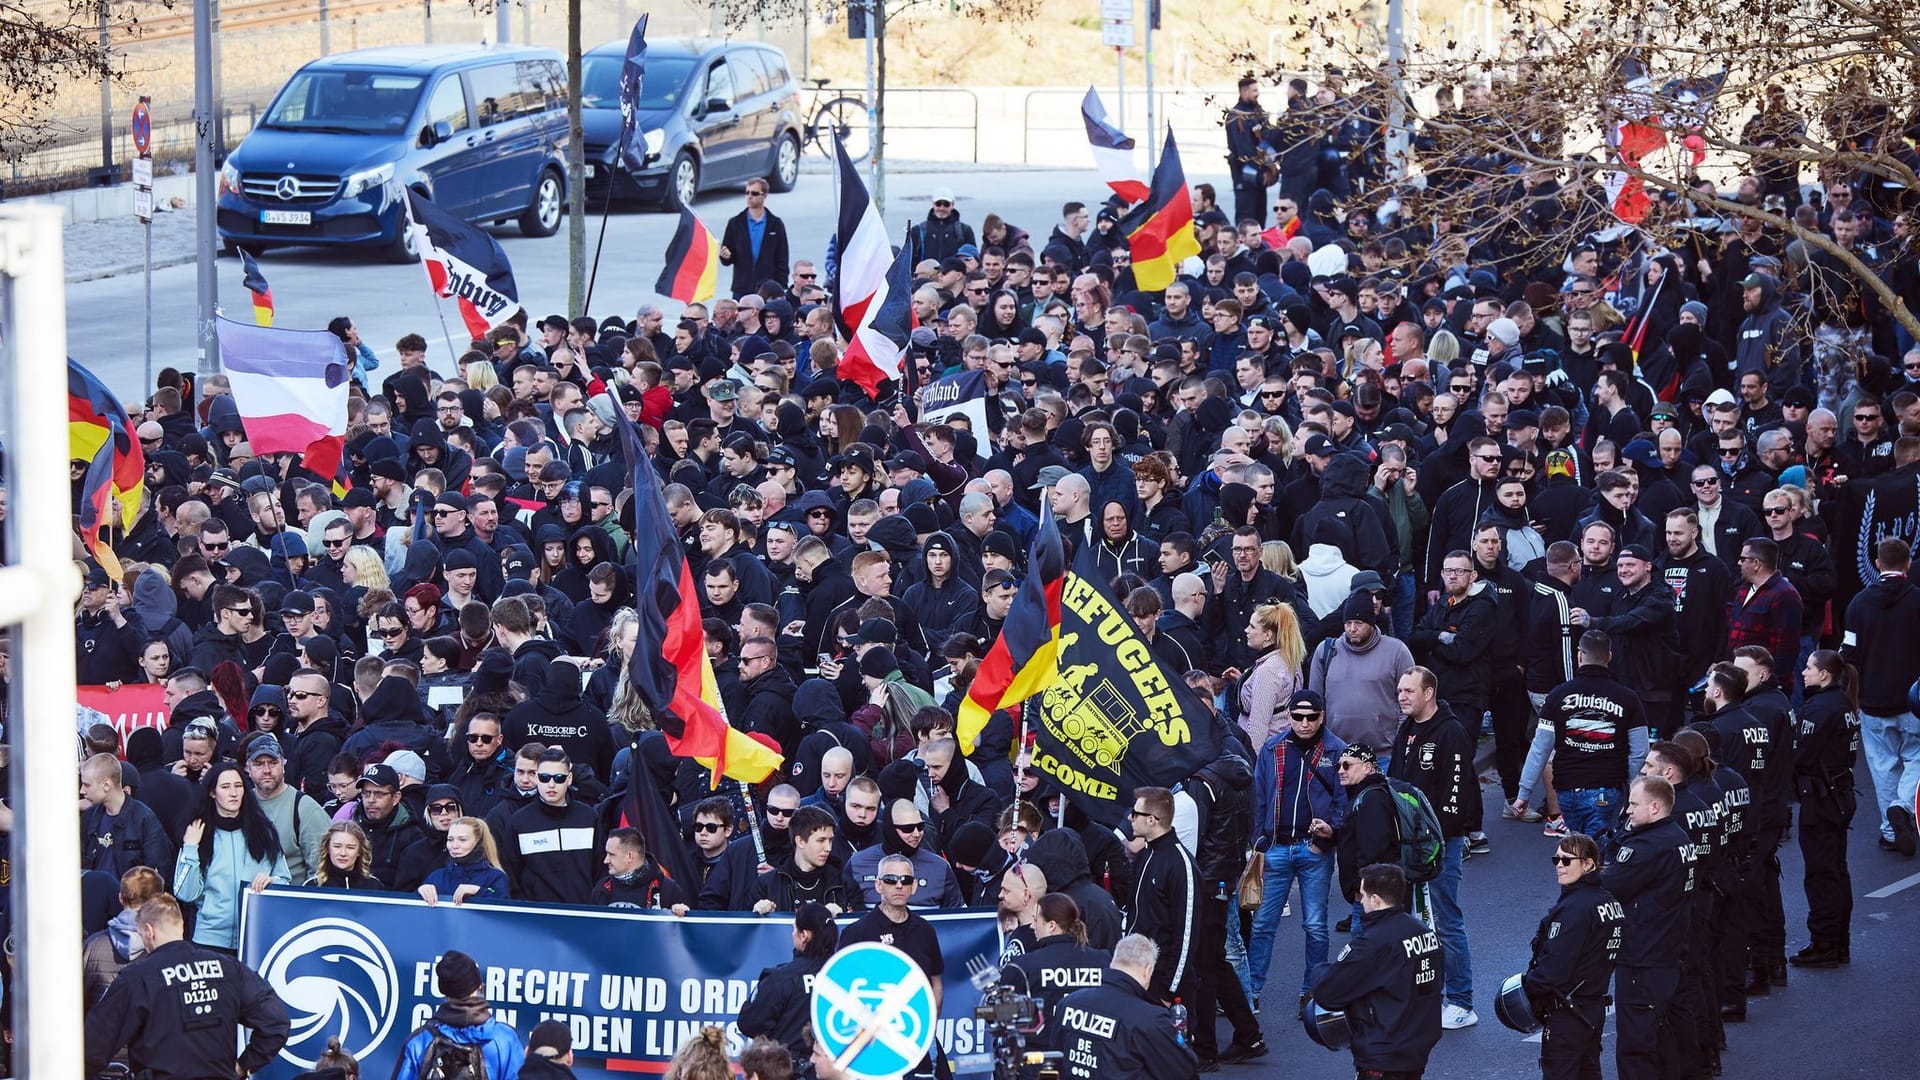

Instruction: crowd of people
[54,65,1920,1080]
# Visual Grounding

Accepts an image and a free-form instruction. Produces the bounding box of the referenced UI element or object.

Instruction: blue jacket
[397,1009,524,1080]
[174,830,290,950]
[1252,729,1347,850]
[420,858,513,902]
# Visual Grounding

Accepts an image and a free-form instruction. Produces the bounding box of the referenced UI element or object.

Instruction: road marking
[1866,871,1920,899]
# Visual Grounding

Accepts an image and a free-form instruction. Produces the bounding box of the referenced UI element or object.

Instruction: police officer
[1513,630,1648,847]
[1678,724,1752,1022]
[83,894,290,1079]
[1524,833,1623,1080]
[1602,776,1695,1080]
[737,902,838,1065]
[1004,893,1113,1048]
[1055,933,1200,1080]
[1641,740,1721,1076]
[1308,863,1444,1080]
[1730,645,1795,991]
[1790,649,1862,968]
[1224,77,1271,226]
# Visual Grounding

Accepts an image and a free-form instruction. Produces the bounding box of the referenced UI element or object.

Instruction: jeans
[1247,840,1334,997]
[1391,571,1418,641]
[1861,710,1920,840]
[1556,787,1623,848]
[1224,901,1253,999]
[1430,836,1474,1009]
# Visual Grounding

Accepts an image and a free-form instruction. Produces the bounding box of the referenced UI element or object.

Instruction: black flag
[1032,553,1225,826]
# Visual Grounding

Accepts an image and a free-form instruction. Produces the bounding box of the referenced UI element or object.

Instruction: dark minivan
[579,38,803,210]
[217,44,568,261]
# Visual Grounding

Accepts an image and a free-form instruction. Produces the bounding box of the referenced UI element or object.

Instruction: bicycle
[802,78,872,162]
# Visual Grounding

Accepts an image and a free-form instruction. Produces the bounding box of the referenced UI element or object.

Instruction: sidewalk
[65,204,199,283]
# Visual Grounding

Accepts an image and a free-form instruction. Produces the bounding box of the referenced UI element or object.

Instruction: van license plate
[260,210,311,225]
[585,165,599,179]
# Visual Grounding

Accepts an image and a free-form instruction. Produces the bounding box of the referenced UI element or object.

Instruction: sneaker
[1220,1040,1268,1063]
[1441,1004,1480,1029]
[1542,816,1570,838]
[1889,805,1918,857]
[1503,803,1543,823]
[1466,831,1491,855]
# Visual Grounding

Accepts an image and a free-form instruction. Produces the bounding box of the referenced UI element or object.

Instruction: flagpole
[402,195,464,370]
[584,173,618,315]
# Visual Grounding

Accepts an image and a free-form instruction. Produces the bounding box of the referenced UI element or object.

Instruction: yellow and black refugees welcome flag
[1030,555,1225,826]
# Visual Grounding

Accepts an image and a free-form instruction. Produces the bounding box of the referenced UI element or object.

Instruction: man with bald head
[998,862,1051,962]
[1049,472,1095,554]
[801,746,856,813]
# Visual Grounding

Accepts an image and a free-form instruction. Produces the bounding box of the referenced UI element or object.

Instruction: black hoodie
[1292,453,1395,578]
[1842,571,1920,712]
[342,676,452,781]
[504,658,616,780]
[1025,829,1123,951]
[787,678,874,796]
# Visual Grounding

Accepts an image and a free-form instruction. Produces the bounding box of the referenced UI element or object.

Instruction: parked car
[579,37,803,210]
[216,44,568,262]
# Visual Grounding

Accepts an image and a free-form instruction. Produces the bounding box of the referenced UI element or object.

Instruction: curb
[67,250,198,284]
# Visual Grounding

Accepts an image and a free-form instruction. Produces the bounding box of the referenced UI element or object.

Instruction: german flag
[68,358,145,577]
[1116,129,1201,292]
[239,249,273,326]
[957,499,1065,752]
[653,207,720,303]
[618,415,782,785]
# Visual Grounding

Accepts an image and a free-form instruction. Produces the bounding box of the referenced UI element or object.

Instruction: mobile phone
[818,653,833,669]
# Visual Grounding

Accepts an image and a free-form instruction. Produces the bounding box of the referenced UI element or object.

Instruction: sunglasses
[288,689,323,700]
[933,200,953,208]
[251,707,282,718]
[877,874,915,886]
[1691,477,1720,487]
[766,806,797,818]
[467,732,498,743]
[1720,447,1743,456]
[378,626,406,638]
[894,821,926,832]
[694,821,728,834]
[1763,506,1792,515]
[1857,412,1884,419]
[535,772,570,784]
[1474,454,1503,463]
[1128,809,1156,820]
[202,541,231,551]
[323,537,350,548]
[1549,854,1579,867]
[428,802,461,814]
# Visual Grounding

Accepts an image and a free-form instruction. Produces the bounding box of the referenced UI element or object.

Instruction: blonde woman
[306,821,381,890]
[1262,415,1296,469]
[341,545,389,593]
[663,1026,732,1080]
[418,817,510,905]
[1236,602,1306,748]
[464,358,499,391]
[1261,540,1301,581]
[1427,329,1461,369]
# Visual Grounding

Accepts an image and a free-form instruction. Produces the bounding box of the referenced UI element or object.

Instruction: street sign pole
[133,97,155,388]
[1101,0,1134,135]
[193,0,219,375]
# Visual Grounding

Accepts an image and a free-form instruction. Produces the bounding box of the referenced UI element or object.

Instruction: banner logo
[258,917,400,1067]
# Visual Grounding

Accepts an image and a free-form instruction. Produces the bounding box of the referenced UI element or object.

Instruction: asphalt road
[1211,758,1916,1079]
[60,165,1156,400]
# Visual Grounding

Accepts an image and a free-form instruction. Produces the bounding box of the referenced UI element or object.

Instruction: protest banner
[76,683,169,744]
[917,369,992,435]
[239,889,1002,1079]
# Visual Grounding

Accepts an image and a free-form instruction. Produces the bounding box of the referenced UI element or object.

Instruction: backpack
[1362,777,1445,884]
[415,1023,488,1080]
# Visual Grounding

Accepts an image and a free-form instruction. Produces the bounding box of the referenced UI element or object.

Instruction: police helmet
[1495,972,1541,1034]
[1302,999,1352,1050]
